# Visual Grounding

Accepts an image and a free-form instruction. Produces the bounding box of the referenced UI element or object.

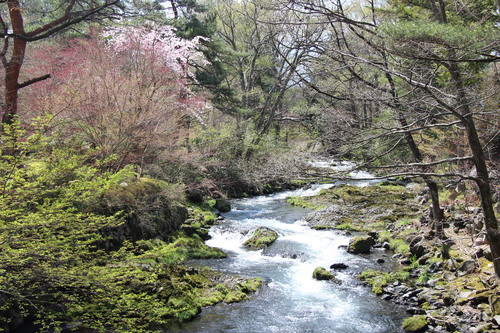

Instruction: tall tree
[0,0,122,129]
[210,0,325,157]
[296,0,500,274]
[284,0,448,232]
[381,0,500,272]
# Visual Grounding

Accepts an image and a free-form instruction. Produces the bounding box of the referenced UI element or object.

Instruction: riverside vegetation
[0,123,263,332]
[1,122,498,332]
[0,0,498,332]
[289,182,500,332]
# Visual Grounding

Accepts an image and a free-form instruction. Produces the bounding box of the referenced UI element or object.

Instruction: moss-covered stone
[287,196,325,209]
[244,227,278,249]
[238,278,262,293]
[304,184,419,232]
[224,291,248,303]
[358,269,409,294]
[215,198,231,212]
[402,315,428,332]
[348,235,376,254]
[313,267,335,281]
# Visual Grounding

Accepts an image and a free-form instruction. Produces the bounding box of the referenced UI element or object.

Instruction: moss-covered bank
[0,163,260,333]
[295,182,500,332]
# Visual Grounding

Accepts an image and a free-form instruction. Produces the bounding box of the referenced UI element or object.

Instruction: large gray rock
[410,242,428,258]
[457,260,477,276]
[347,235,376,254]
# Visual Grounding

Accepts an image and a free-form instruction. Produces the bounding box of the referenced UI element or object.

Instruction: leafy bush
[0,121,255,331]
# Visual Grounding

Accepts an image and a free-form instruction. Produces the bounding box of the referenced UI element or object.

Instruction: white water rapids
[171,161,405,333]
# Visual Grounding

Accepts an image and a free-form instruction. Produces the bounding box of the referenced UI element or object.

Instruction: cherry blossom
[104,25,208,80]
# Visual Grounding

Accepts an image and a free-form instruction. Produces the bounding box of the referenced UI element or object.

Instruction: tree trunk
[448,63,500,275]
[464,114,500,274]
[2,1,27,127]
[385,72,445,234]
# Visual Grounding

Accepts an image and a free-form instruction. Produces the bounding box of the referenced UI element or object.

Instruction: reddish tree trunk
[2,1,26,126]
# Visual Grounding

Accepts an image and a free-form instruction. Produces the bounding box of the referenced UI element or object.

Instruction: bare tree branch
[18,74,51,89]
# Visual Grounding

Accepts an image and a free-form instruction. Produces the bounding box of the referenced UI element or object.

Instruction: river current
[171,161,406,333]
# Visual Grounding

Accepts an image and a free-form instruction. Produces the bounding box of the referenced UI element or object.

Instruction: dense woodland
[0,0,499,332]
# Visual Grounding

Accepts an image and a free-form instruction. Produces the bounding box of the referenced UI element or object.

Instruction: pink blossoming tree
[25,25,210,169]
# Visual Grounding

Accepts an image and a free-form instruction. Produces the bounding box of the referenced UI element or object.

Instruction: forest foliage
[0,0,499,331]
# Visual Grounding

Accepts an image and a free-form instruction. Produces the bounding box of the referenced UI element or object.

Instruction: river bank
[3,158,498,333]
[290,181,500,332]
[171,183,408,332]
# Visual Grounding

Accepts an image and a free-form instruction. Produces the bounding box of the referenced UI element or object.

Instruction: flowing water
[171,161,406,333]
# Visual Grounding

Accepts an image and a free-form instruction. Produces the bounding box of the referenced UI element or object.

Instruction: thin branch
[356,120,462,145]
[0,1,121,42]
[305,170,478,182]
[17,74,51,89]
[365,156,473,169]
[26,0,77,37]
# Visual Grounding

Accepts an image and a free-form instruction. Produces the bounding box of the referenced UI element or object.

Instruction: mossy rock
[215,198,231,212]
[313,267,335,281]
[287,196,325,209]
[358,269,409,294]
[244,227,278,249]
[238,278,262,293]
[402,315,428,332]
[304,184,419,232]
[224,291,248,303]
[347,235,375,254]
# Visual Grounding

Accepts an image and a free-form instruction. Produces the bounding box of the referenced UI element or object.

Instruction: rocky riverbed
[289,182,500,333]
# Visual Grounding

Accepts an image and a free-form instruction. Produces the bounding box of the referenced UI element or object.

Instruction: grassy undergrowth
[0,124,260,332]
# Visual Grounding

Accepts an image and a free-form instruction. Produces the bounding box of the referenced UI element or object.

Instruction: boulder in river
[244,227,278,249]
[347,235,376,254]
[330,263,349,270]
[215,198,231,212]
[313,267,336,281]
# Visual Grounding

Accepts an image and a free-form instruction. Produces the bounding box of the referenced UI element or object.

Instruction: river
[171,161,406,333]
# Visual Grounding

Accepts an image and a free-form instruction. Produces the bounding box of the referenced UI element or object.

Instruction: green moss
[421,302,432,310]
[214,283,229,294]
[388,238,410,254]
[358,269,409,294]
[402,315,428,332]
[185,201,219,227]
[287,196,324,209]
[416,270,431,285]
[336,223,364,232]
[244,227,278,249]
[238,278,262,293]
[303,184,420,233]
[348,235,376,254]
[224,291,248,303]
[205,198,217,208]
[396,218,414,227]
[313,267,335,281]
[132,233,226,265]
[312,225,335,230]
[197,291,226,306]
[378,236,410,255]
[378,230,391,242]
